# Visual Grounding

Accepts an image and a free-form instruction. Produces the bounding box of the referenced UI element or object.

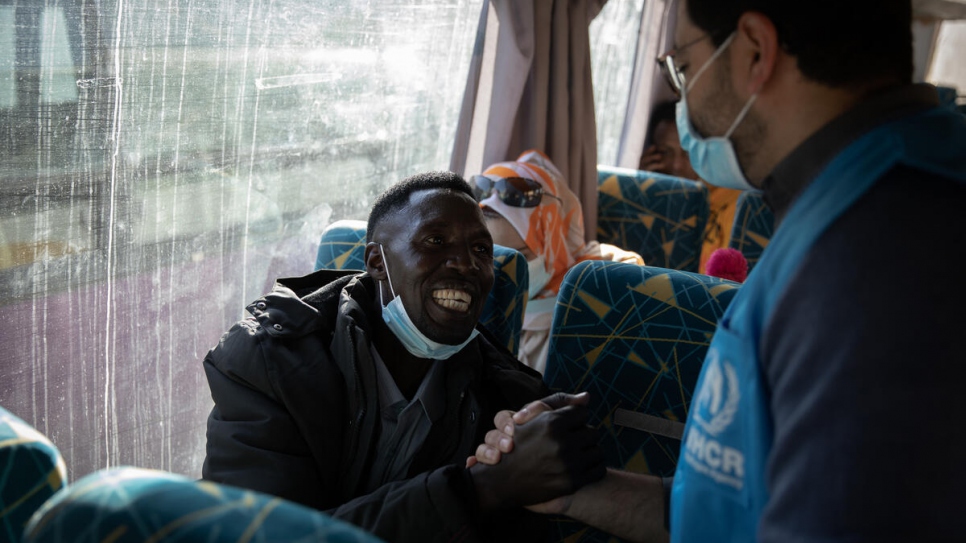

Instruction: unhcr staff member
[202,172,605,541]
[472,0,966,541]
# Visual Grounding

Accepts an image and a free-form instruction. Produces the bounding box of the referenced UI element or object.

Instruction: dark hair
[366,171,475,242]
[645,100,678,148]
[685,0,912,88]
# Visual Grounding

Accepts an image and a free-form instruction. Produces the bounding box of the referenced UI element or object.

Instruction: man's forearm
[564,468,669,543]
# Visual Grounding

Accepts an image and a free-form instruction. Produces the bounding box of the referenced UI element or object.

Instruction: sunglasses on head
[471,175,557,208]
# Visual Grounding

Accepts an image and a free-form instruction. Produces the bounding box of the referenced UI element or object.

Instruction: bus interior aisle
[1,1,965,541]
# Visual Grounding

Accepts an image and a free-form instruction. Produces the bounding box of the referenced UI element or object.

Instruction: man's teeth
[433,289,471,311]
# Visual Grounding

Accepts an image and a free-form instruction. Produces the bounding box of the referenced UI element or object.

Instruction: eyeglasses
[656,33,712,94]
[470,175,556,208]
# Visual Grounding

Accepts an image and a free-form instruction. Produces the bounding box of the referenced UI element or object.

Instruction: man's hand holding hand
[466,392,601,514]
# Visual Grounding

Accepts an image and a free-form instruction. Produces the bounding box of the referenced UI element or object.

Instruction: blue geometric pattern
[315,220,368,271]
[23,467,382,543]
[480,246,528,356]
[728,191,775,273]
[543,261,740,542]
[0,407,67,543]
[315,221,529,355]
[597,166,710,273]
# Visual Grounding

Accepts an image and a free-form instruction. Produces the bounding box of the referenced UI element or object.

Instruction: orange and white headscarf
[478,149,596,298]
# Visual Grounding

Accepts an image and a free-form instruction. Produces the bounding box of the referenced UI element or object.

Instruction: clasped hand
[466,392,604,514]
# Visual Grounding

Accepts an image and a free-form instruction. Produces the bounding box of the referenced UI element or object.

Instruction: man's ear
[734,11,779,95]
[365,242,387,280]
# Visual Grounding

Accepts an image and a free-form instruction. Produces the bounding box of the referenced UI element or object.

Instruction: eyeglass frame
[656,33,713,94]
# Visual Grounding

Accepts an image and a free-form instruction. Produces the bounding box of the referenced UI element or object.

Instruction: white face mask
[675,32,758,191]
[378,245,479,360]
[527,255,553,299]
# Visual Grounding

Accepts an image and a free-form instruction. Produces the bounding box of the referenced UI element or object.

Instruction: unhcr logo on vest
[684,348,746,490]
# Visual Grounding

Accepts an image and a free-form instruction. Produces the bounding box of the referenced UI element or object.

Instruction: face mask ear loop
[378,244,398,302]
[684,31,737,95]
[724,93,758,138]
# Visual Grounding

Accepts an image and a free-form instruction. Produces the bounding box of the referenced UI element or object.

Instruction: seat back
[315,221,528,355]
[314,219,368,271]
[23,467,383,543]
[542,261,740,542]
[597,166,710,272]
[728,191,775,273]
[1,406,67,543]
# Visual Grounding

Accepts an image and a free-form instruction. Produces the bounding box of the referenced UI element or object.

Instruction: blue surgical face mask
[378,245,479,360]
[527,255,553,299]
[676,32,758,191]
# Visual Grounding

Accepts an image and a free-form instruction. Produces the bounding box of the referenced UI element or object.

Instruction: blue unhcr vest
[669,104,966,542]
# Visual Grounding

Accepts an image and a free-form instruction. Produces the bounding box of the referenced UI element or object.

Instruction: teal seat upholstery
[1,407,67,543]
[936,86,958,112]
[542,261,740,542]
[23,467,382,543]
[315,221,529,355]
[597,166,710,273]
[480,246,528,355]
[315,219,368,271]
[728,191,775,273]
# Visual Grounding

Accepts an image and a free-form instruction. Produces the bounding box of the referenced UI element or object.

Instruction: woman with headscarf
[473,149,644,373]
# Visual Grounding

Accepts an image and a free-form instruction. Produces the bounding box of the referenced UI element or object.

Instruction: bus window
[589,0,646,166]
[0,0,482,480]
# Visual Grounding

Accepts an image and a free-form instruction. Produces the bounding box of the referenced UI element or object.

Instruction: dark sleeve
[202,318,340,511]
[758,169,966,542]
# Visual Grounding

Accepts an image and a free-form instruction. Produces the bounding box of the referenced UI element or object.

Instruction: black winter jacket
[202,269,550,542]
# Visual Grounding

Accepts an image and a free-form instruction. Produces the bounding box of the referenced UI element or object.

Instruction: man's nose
[447,245,481,272]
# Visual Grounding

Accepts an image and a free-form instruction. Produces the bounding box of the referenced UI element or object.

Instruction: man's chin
[422,324,477,347]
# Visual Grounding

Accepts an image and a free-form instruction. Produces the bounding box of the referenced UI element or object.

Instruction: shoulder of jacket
[246,285,324,339]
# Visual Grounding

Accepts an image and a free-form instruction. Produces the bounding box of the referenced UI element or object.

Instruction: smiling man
[201,171,605,542]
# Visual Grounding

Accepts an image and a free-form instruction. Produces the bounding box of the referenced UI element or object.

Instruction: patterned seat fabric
[314,219,368,271]
[597,166,710,273]
[543,261,740,542]
[315,221,528,355]
[728,191,775,273]
[23,467,383,543]
[0,407,67,543]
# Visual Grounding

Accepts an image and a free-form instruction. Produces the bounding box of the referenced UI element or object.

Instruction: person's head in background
[473,150,587,301]
[639,99,699,180]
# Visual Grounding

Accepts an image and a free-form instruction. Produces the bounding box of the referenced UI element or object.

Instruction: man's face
[376,189,495,345]
[674,0,764,173]
[674,0,738,139]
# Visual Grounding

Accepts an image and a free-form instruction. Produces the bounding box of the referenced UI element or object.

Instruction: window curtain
[450,0,607,242]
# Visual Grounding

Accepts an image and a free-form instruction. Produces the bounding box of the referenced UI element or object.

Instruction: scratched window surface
[0,1,481,480]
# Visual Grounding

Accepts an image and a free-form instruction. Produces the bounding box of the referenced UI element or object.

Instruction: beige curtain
[450,0,607,242]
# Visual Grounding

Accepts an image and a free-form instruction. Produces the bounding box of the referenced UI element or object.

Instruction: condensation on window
[0,0,482,480]
[590,0,646,167]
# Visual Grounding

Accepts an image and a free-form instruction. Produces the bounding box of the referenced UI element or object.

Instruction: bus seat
[315,221,529,356]
[1,406,67,543]
[936,85,958,112]
[314,219,368,271]
[22,467,383,543]
[597,166,710,273]
[543,261,740,542]
[728,191,775,274]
